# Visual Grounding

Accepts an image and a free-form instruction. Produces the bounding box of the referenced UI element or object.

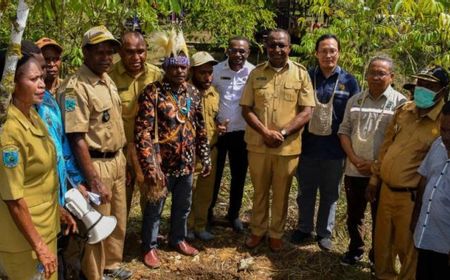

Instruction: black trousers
[208,130,248,221]
[416,248,450,280]
[344,176,377,261]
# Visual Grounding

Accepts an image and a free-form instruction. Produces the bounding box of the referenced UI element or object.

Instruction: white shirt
[213,59,255,132]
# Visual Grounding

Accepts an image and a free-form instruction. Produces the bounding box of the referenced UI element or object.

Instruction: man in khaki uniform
[187,51,226,241]
[109,30,162,216]
[240,29,315,251]
[367,67,449,279]
[59,26,131,280]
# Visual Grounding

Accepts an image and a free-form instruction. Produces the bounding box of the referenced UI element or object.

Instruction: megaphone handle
[85,213,104,235]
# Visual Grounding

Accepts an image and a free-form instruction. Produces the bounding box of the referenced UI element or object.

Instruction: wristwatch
[281,129,288,138]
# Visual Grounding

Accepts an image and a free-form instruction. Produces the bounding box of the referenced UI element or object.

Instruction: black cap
[411,66,449,87]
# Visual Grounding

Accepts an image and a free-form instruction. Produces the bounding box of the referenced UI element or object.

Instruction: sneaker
[317,236,332,251]
[290,230,314,245]
[186,230,195,241]
[340,251,363,266]
[103,267,132,280]
[195,230,215,241]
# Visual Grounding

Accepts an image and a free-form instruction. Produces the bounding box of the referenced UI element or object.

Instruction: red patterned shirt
[135,80,211,177]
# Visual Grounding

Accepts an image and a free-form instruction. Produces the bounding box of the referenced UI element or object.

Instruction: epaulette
[255,62,267,68]
[292,61,307,71]
[398,100,414,111]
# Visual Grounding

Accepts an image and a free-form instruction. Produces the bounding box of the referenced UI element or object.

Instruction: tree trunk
[0,0,29,133]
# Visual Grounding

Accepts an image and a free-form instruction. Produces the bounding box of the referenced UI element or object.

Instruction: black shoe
[290,230,313,244]
[340,251,363,266]
[104,268,132,280]
[230,218,244,232]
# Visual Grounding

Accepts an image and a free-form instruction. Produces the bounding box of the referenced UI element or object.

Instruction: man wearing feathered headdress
[135,28,211,269]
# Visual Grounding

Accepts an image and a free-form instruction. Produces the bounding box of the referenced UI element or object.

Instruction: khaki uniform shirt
[59,64,126,152]
[109,61,162,143]
[370,99,444,188]
[240,60,315,156]
[0,105,59,252]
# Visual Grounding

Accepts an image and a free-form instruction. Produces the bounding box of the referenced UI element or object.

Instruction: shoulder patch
[65,96,77,112]
[255,62,266,68]
[2,145,19,168]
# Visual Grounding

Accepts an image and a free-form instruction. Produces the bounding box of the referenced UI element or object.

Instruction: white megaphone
[64,188,117,244]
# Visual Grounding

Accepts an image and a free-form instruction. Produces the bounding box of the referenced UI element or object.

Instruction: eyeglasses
[317,49,338,57]
[267,43,288,50]
[367,71,392,78]
[228,48,247,54]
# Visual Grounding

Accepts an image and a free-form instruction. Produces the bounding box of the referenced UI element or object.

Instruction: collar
[262,59,292,71]
[224,59,251,72]
[80,64,110,87]
[316,65,341,79]
[368,85,393,101]
[9,104,45,136]
[405,98,445,121]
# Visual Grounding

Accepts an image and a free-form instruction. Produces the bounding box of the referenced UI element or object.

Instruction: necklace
[356,91,391,142]
[171,91,191,124]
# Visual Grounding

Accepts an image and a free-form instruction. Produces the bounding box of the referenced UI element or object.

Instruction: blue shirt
[301,66,359,160]
[414,137,450,255]
[36,91,85,205]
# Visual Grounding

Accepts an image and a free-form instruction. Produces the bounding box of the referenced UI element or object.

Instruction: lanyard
[356,91,391,141]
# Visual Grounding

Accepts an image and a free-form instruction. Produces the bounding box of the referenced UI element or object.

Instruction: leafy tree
[293,0,450,86]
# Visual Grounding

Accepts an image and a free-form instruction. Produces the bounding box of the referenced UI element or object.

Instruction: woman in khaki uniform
[0,51,59,279]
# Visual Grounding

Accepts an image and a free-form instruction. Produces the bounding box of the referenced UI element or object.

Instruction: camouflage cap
[82,25,121,49]
[35,37,63,53]
[411,66,449,87]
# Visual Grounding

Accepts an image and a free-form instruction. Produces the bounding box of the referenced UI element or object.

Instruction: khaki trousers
[124,145,146,217]
[0,237,57,280]
[374,183,417,280]
[188,147,218,232]
[248,152,299,239]
[82,151,127,280]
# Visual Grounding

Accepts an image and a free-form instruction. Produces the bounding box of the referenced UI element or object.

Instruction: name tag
[220,76,231,80]
[256,77,267,81]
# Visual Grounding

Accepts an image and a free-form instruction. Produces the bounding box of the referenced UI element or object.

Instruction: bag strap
[154,84,159,144]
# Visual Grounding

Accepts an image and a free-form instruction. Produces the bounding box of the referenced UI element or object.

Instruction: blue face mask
[414,86,439,109]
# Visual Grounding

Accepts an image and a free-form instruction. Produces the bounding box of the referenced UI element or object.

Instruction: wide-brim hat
[191,51,218,67]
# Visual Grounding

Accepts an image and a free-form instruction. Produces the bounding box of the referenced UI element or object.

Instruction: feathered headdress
[149,27,189,69]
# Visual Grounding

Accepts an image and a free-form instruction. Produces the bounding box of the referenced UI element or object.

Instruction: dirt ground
[121,175,374,280]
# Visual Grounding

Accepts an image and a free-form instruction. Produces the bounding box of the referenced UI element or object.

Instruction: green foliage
[293,0,450,86]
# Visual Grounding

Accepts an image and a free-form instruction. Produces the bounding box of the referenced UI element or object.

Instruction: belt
[89,150,118,159]
[386,184,417,201]
[386,185,417,192]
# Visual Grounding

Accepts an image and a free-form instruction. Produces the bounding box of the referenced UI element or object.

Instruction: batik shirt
[135,80,211,178]
[36,90,85,205]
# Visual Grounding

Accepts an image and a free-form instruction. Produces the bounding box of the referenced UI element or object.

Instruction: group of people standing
[0,22,449,280]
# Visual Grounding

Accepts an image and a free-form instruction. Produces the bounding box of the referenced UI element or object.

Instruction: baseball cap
[81,25,121,48]
[191,51,218,67]
[411,66,449,87]
[35,37,63,53]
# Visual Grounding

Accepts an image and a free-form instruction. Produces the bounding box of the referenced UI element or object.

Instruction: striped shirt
[338,86,406,177]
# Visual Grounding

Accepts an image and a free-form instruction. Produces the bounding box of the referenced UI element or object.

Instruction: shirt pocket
[283,82,300,102]
[253,83,270,107]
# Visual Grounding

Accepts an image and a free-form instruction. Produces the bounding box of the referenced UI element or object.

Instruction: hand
[217,119,230,136]
[356,160,372,176]
[59,206,78,235]
[263,129,284,148]
[77,184,89,199]
[365,183,380,203]
[201,164,211,178]
[90,177,111,204]
[35,241,57,279]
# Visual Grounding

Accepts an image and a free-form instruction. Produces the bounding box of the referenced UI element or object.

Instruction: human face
[227,39,249,70]
[192,63,214,91]
[42,46,62,81]
[165,63,189,87]
[119,34,147,76]
[315,38,339,72]
[83,42,115,76]
[266,32,291,68]
[416,78,446,104]
[441,114,450,152]
[14,58,46,105]
[367,60,393,96]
